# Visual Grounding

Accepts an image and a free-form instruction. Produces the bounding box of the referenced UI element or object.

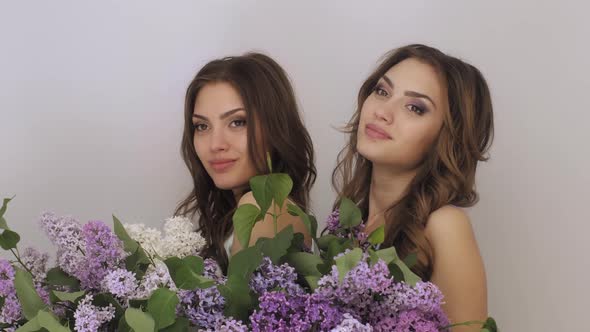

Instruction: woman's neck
[367,163,417,228]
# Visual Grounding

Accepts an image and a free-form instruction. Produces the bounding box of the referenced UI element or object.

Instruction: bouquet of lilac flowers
[0,197,220,331]
[0,160,497,331]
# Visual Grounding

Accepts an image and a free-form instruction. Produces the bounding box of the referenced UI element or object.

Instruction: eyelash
[193,118,247,132]
[373,83,427,116]
[230,119,247,128]
[407,104,426,116]
[373,84,389,97]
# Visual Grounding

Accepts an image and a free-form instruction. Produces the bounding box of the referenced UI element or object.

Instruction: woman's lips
[210,159,237,172]
[365,123,392,140]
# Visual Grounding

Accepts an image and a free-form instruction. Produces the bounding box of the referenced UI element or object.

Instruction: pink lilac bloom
[39,212,86,278]
[73,294,116,332]
[78,220,127,290]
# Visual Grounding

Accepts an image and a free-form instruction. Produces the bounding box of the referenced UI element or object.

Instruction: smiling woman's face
[357,58,448,172]
[192,82,258,192]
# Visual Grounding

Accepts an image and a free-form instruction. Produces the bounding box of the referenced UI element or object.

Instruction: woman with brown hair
[175,52,316,272]
[332,44,493,329]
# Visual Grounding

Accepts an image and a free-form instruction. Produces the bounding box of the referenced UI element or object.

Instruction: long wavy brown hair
[332,44,494,280]
[175,53,316,271]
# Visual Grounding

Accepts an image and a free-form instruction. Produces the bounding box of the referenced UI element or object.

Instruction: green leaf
[255,225,294,264]
[0,296,4,308]
[117,315,132,332]
[45,267,80,289]
[392,260,421,286]
[375,246,398,265]
[284,252,323,277]
[125,308,155,332]
[316,234,342,251]
[268,173,293,209]
[402,252,418,269]
[113,215,139,253]
[147,288,179,330]
[15,314,41,332]
[0,229,20,250]
[37,310,71,332]
[182,255,204,275]
[50,290,85,303]
[14,269,46,320]
[160,317,190,332]
[338,198,362,228]
[218,275,254,322]
[376,247,421,286]
[164,257,215,290]
[482,317,498,332]
[0,196,14,228]
[325,238,353,260]
[367,248,380,266]
[125,246,151,281]
[227,246,263,280]
[249,173,293,218]
[232,204,260,248]
[388,263,404,283]
[249,175,273,219]
[287,204,317,240]
[367,225,385,245]
[286,232,305,254]
[334,248,363,283]
[129,298,148,308]
[304,275,320,290]
[93,293,125,318]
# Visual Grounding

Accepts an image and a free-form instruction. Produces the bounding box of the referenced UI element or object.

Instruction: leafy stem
[9,247,35,277]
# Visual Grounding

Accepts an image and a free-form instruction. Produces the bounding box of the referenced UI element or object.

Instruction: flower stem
[9,247,35,277]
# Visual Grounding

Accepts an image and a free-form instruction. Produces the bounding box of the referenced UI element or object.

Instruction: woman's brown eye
[194,123,208,131]
[230,119,247,128]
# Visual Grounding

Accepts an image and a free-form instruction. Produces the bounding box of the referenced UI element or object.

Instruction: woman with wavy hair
[332,44,494,329]
[175,52,316,272]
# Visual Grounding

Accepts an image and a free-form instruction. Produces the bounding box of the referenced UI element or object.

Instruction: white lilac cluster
[124,215,206,259]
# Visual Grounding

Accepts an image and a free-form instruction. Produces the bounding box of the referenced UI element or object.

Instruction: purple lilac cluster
[325,210,368,246]
[249,257,304,296]
[73,294,116,332]
[331,313,373,332]
[314,256,449,332]
[177,285,226,329]
[207,316,249,332]
[250,291,343,332]
[101,268,138,301]
[39,212,86,279]
[78,220,128,290]
[203,258,226,284]
[0,259,21,325]
[317,259,393,321]
[133,263,176,299]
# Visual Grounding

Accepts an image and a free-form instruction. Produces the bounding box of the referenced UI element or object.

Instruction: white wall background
[1,1,588,330]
